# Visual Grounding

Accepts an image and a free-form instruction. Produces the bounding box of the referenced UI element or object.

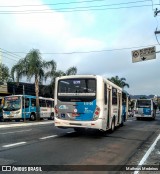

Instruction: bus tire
[109,118,115,133]
[0,117,3,122]
[50,112,54,120]
[74,127,83,133]
[120,120,124,127]
[30,113,36,121]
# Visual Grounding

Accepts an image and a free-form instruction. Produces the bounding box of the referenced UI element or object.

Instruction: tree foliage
[108,75,129,88]
[11,49,77,120]
[0,63,11,84]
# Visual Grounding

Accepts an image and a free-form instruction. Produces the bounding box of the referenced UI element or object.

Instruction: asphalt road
[0,115,159,174]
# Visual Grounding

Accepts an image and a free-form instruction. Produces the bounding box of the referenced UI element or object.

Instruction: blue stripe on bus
[143,108,151,115]
[75,100,96,121]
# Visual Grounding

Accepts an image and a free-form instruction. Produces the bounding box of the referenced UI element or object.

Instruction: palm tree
[11,49,52,120]
[11,59,25,85]
[45,63,77,97]
[108,75,129,89]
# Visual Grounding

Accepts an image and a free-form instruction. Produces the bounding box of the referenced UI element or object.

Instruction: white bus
[3,95,54,121]
[135,99,157,120]
[54,75,129,132]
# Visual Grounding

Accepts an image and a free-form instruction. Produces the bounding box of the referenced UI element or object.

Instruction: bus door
[107,88,111,128]
[40,99,48,118]
[117,93,121,124]
[22,97,30,119]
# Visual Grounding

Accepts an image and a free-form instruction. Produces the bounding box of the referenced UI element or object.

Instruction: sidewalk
[0,120,54,128]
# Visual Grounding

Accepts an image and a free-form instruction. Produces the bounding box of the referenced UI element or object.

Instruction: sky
[0,0,160,96]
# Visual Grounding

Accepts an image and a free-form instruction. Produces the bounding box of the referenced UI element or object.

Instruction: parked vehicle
[3,95,54,121]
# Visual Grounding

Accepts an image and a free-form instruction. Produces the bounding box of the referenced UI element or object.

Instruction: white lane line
[67,131,75,134]
[39,135,57,140]
[0,129,32,135]
[3,142,27,148]
[134,134,160,174]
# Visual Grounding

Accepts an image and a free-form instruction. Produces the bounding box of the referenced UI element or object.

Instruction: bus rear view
[54,76,99,130]
[54,75,128,132]
[135,99,156,120]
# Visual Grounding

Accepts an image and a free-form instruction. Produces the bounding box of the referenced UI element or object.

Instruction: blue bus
[54,75,129,132]
[135,99,157,120]
[3,95,54,121]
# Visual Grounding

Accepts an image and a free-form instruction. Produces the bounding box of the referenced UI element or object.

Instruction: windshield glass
[58,78,96,102]
[3,96,21,111]
[137,100,151,108]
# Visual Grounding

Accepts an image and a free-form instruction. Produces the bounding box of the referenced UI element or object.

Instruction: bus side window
[31,98,36,107]
[46,100,52,107]
[122,93,126,105]
[104,83,107,105]
[112,88,117,105]
[40,99,46,107]
[23,98,29,108]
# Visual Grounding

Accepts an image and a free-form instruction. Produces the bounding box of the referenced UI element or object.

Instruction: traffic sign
[132,46,156,63]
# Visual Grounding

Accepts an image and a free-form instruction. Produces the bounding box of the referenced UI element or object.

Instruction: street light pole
[23,85,26,122]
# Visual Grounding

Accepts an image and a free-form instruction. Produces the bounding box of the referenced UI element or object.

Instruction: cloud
[0,0,160,96]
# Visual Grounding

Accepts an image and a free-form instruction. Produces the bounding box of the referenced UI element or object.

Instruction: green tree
[108,75,129,88]
[11,49,53,120]
[0,63,11,84]
[11,59,25,84]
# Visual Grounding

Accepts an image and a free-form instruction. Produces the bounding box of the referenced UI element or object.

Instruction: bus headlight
[93,106,100,120]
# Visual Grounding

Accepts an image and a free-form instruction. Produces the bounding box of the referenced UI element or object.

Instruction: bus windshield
[3,96,21,111]
[137,100,151,108]
[58,78,96,102]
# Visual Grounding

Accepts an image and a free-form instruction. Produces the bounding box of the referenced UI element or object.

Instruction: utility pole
[0,49,2,84]
[23,85,26,122]
[154,8,160,34]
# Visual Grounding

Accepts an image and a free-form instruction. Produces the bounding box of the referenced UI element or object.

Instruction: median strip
[3,142,27,148]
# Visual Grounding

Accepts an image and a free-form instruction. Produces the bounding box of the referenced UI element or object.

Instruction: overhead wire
[0,0,151,8]
[3,44,160,55]
[0,0,154,14]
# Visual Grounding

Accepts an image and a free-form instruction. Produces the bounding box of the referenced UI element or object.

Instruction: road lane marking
[39,135,57,140]
[3,142,27,148]
[134,133,160,174]
[0,129,32,135]
[67,131,75,134]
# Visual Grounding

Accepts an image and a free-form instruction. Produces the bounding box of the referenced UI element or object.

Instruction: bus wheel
[50,113,54,120]
[120,120,124,127]
[74,127,83,133]
[109,118,115,133]
[30,114,36,121]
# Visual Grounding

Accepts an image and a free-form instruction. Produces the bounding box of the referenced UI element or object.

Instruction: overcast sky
[0,0,160,96]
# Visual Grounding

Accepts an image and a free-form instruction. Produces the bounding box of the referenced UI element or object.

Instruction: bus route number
[84,102,93,105]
